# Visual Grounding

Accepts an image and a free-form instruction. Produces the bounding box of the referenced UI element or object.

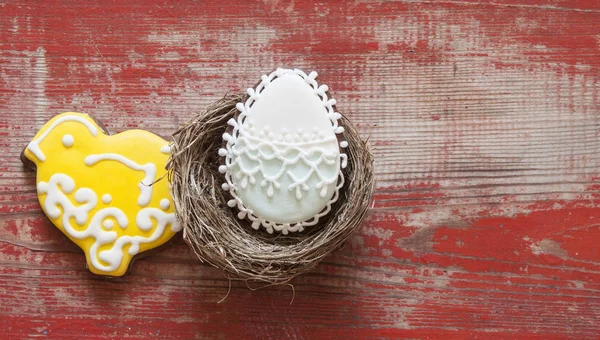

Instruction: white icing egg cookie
[219,68,348,234]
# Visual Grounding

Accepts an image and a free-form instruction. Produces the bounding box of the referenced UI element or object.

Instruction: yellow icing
[23,112,179,276]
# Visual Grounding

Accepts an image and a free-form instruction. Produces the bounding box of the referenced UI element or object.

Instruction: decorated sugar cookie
[219,68,347,234]
[22,112,181,276]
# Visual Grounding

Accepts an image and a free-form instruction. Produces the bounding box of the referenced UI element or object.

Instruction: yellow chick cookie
[22,112,180,276]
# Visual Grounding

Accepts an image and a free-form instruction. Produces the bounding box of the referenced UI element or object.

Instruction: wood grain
[0,0,599,338]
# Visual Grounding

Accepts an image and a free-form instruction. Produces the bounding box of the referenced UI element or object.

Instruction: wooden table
[1,1,599,338]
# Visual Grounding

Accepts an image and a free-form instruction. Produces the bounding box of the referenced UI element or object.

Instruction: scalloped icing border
[219,68,348,234]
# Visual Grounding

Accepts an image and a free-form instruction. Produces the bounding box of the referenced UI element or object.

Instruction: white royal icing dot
[160,145,171,154]
[62,134,74,147]
[221,69,347,234]
[103,220,114,230]
[102,194,112,204]
[160,198,170,210]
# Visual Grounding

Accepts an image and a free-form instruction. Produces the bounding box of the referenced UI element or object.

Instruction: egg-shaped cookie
[219,69,348,234]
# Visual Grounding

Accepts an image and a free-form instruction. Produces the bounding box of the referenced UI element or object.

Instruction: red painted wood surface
[1,1,599,338]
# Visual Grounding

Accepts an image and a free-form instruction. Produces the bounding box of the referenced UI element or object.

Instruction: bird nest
[167,94,375,285]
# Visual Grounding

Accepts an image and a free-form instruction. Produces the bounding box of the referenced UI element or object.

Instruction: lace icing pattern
[219,68,347,234]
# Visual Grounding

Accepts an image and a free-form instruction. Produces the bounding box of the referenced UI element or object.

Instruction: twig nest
[167,70,374,284]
